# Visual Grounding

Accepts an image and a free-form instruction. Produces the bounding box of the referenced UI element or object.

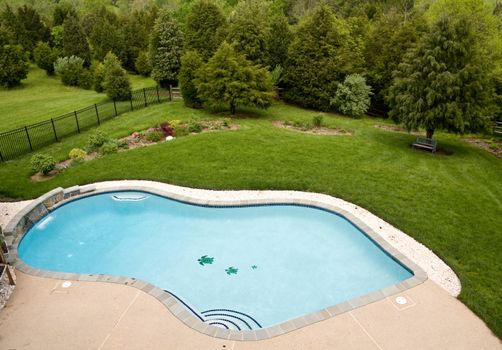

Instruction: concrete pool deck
[0,272,500,349]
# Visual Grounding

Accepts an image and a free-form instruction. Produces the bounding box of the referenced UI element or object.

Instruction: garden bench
[412,137,437,153]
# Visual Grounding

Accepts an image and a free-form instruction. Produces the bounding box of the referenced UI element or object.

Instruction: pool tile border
[3,184,428,341]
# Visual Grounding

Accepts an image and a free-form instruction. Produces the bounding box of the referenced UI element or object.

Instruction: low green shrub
[313,114,324,127]
[30,153,56,175]
[174,124,189,137]
[99,141,118,155]
[69,148,86,160]
[146,131,163,142]
[188,121,203,133]
[86,131,108,151]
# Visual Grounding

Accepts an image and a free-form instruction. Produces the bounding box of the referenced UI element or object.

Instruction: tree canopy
[196,41,273,114]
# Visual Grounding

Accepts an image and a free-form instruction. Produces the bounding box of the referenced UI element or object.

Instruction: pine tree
[196,41,273,115]
[15,5,50,55]
[149,11,184,87]
[179,50,204,108]
[184,1,226,61]
[63,15,91,67]
[226,0,270,65]
[284,4,358,110]
[102,52,131,101]
[387,15,493,138]
[0,44,29,87]
[267,12,291,69]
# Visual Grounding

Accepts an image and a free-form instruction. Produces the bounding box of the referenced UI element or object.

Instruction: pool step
[201,309,262,331]
[163,290,262,331]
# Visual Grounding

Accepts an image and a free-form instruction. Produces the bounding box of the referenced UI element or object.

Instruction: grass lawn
[0,100,501,338]
[0,66,156,132]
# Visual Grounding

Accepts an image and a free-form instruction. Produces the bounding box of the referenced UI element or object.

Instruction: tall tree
[387,14,493,138]
[15,5,50,55]
[364,10,427,110]
[184,0,226,61]
[226,0,270,65]
[179,50,204,108]
[267,11,292,69]
[149,10,184,87]
[196,41,273,115]
[283,4,360,110]
[63,15,91,67]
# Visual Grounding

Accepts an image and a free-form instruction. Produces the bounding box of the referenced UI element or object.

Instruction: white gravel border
[0,180,461,297]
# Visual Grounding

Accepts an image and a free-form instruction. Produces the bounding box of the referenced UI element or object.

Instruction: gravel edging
[0,181,461,297]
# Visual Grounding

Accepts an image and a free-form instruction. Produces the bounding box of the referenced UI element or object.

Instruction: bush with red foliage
[159,122,173,137]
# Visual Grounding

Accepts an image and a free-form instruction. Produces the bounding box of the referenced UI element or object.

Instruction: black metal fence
[0,86,172,162]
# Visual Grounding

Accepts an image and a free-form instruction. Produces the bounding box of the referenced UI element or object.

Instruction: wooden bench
[412,137,437,153]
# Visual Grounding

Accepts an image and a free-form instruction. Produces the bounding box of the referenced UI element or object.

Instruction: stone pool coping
[2,181,430,341]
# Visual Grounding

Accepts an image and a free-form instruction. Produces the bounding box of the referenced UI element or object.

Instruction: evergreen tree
[149,11,184,87]
[63,15,91,67]
[179,50,204,108]
[184,1,226,61]
[33,42,57,75]
[267,12,291,69]
[53,4,77,26]
[387,15,493,138]
[284,4,359,110]
[15,5,50,55]
[102,52,131,101]
[226,0,270,65]
[364,10,426,111]
[54,56,85,86]
[0,44,29,87]
[196,41,273,115]
[135,51,152,77]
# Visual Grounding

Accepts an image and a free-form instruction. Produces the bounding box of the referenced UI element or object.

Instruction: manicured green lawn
[0,101,501,338]
[0,66,156,132]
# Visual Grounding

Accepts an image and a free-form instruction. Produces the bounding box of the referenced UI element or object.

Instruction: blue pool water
[18,192,412,328]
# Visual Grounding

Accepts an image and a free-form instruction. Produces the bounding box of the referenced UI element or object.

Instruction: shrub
[331,74,372,118]
[78,69,93,90]
[135,51,151,76]
[174,124,189,137]
[188,121,203,133]
[312,114,324,127]
[0,44,29,88]
[271,65,283,87]
[99,141,118,155]
[33,42,57,75]
[159,122,173,137]
[91,62,105,93]
[30,153,56,175]
[146,131,163,142]
[54,56,85,86]
[86,131,108,151]
[69,148,86,160]
[102,52,131,100]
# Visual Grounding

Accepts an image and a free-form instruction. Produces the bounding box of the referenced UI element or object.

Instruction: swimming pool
[18,191,413,330]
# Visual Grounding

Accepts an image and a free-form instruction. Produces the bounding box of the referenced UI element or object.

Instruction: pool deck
[0,272,500,349]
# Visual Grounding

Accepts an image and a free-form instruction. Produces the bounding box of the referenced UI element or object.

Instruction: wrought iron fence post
[143,88,147,107]
[130,95,134,111]
[95,104,100,125]
[74,111,80,133]
[0,150,3,162]
[24,126,33,151]
[169,85,172,101]
[113,100,117,116]
[156,86,160,103]
[51,118,58,141]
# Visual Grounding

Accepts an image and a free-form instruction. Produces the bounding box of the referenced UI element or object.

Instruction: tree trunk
[230,102,236,115]
[426,128,434,139]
